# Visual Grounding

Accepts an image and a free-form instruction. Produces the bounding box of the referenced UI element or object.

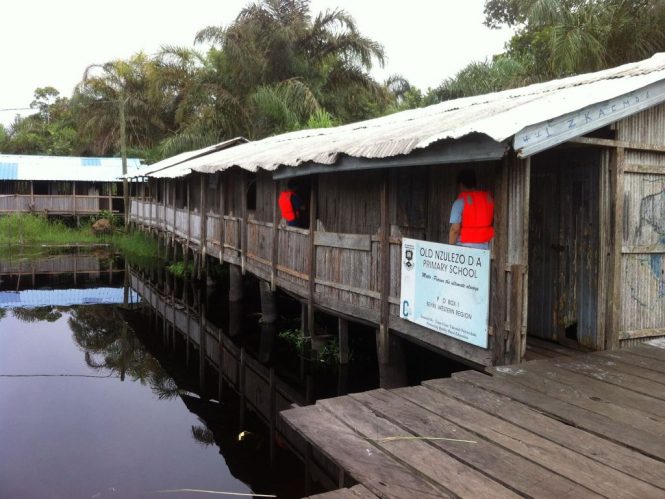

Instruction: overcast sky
[0,0,511,126]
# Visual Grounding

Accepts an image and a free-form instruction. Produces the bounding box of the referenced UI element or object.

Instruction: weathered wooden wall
[614,103,665,346]
[318,170,381,234]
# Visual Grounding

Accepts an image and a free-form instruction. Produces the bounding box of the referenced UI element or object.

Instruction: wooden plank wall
[318,171,381,234]
[615,103,665,346]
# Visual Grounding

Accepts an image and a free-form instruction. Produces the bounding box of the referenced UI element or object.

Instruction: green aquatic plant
[278,329,309,353]
[111,231,158,259]
[316,340,342,365]
[277,329,346,366]
[166,261,195,278]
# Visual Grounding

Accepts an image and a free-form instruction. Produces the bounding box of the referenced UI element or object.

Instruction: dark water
[0,310,254,499]
[0,252,308,499]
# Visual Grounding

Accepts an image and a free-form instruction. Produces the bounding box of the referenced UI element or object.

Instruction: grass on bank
[0,213,98,245]
[0,214,159,264]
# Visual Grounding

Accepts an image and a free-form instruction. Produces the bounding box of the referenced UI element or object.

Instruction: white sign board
[399,238,490,348]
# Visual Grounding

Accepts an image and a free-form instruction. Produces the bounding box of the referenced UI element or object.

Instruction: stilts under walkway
[285,340,665,498]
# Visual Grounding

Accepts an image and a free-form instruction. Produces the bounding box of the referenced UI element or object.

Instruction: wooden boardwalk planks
[282,344,665,498]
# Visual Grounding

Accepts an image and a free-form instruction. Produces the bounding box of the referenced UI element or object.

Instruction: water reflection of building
[0,251,124,290]
[128,268,338,493]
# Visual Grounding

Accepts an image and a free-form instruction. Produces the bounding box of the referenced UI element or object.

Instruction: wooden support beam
[509,264,524,359]
[491,155,509,366]
[338,318,349,365]
[378,170,390,364]
[241,173,248,274]
[568,136,665,153]
[271,178,279,290]
[186,179,191,248]
[219,175,225,262]
[307,175,318,335]
[172,182,177,240]
[162,179,166,231]
[200,174,206,258]
[608,147,625,350]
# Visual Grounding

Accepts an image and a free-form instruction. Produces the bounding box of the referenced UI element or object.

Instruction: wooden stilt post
[72,181,77,220]
[187,178,191,249]
[608,147,625,350]
[200,174,207,263]
[378,170,390,364]
[240,172,248,275]
[338,318,349,365]
[271,178,279,290]
[307,175,318,335]
[172,182,177,240]
[219,175,225,263]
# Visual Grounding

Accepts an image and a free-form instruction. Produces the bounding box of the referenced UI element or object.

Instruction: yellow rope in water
[370,436,477,444]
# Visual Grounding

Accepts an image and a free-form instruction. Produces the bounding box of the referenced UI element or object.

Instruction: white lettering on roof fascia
[514,79,665,157]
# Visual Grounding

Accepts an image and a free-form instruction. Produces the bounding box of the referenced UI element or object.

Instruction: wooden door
[528,151,600,346]
[528,161,560,340]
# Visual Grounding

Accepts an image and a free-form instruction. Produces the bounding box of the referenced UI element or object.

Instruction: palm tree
[193,0,388,133]
[488,0,665,79]
[75,53,169,156]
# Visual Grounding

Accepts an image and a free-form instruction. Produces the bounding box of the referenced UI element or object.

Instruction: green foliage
[0,214,97,246]
[277,329,345,365]
[1,87,83,155]
[278,328,310,353]
[487,0,665,79]
[166,261,195,278]
[316,339,342,365]
[430,55,532,101]
[426,0,665,104]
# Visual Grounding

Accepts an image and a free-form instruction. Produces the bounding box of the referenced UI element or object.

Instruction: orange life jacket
[278,190,298,222]
[458,190,494,243]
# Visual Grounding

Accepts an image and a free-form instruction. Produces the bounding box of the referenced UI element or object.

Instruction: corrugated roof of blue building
[0,154,144,182]
[0,287,140,308]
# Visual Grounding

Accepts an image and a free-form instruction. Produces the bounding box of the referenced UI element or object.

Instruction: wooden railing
[129,199,401,323]
[0,194,122,213]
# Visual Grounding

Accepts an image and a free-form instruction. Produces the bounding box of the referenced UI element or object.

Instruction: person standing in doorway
[448,169,494,250]
[279,179,306,228]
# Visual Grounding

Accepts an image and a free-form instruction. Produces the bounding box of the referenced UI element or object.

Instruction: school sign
[400,238,490,348]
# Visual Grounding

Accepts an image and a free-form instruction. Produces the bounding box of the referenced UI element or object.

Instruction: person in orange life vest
[448,169,494,250]
[278,179,306,228]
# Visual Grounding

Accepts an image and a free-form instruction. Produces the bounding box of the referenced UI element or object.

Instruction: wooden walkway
[284,341,665,498]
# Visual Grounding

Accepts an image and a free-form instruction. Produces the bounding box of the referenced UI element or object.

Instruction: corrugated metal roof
[146,53,665,178]
[0,162,19,180]
[0,287,140,308]
[0,154,144,181]
[137,138,248,179]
